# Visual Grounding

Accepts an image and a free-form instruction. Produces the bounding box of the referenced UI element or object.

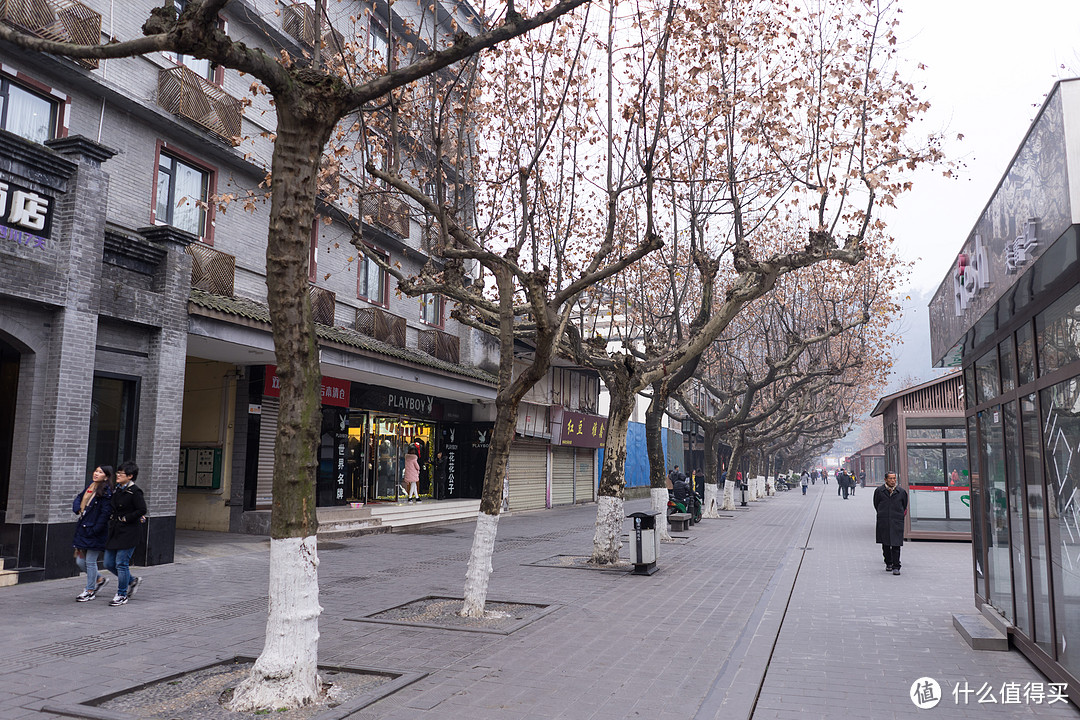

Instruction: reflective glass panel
[1004,401,1028,634]
[969,414,985,597]
[1036,284,1080,377]
[1041,376,1080,677]
[975,348,1001,405]
[979,406,1012,617]
[1022,392,1052,653]
[999,337,1016,393]
[1017,322,1036,385]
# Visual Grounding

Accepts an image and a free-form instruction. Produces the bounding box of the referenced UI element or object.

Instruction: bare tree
[0,0,593,708]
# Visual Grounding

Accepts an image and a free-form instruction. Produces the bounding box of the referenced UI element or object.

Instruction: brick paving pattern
[0,483,1075,719]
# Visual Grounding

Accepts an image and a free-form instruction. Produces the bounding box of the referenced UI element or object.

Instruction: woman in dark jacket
[72,465,114,602]
[874,472,909,575]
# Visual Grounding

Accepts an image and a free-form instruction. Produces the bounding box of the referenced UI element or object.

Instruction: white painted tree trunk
[720,479,736,511]
[702,482,721,518]
[766,476,776,496]
[462,511,500,617]
[651,487,672,541]
[226,536,321,711]
[592,495,624,563]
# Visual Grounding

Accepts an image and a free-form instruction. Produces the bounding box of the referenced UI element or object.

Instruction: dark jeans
[842,485,849,499]
[882,545,901,569]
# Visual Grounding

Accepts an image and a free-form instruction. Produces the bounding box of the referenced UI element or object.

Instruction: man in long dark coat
[874,471,908,575]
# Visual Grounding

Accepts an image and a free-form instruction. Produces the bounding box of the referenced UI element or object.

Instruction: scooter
[668,477,703,524]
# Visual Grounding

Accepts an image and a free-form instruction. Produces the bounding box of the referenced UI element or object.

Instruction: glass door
[400,420,435,499]
[371,416,401,501]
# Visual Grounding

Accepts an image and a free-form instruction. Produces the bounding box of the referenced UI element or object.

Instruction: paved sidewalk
[0,482,1075,719]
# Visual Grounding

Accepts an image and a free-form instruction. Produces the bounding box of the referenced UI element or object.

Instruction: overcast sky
[875,0,1080,385]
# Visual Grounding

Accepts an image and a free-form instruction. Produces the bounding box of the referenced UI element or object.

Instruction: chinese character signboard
[557,410,608,448]
[0,179,54,251]
[263,365,350,408]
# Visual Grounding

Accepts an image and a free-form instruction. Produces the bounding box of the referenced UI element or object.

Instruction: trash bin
[627,510,660,575]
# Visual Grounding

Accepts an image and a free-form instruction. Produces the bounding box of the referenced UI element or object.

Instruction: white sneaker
[109,594,128,606]
[76,590,94,602]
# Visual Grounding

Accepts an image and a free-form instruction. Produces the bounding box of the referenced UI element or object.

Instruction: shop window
[1021,392,1053,654]
[1003,401,1029,635]
[357,246,387,304]
[85,375,139,479]
[999,336,1016,393]
[964,364,976,409]
[1040,375,1080,677]
[0,77,58,144]
[977,405,1012,618]
[1016,322,1036,385]
[421,293,442,326]
[1035,284,1080,377]
[975,347,1000,405]
[155,149,213,240]
[907,427,943,439]
[968,414,985,598]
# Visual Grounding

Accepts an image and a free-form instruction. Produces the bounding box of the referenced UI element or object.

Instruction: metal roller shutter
[255,397,279,509]
[507,442,548,511]
[575,449,595,502]
[551,447,575,506]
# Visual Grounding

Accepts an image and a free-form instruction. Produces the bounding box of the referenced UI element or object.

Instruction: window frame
[420,292,443,327]
[151,141,217,244]
[0,71,69,144]
[357,244,388,306]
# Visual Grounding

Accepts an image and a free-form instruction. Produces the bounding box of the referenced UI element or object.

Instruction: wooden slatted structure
[0,0,101,68]
[309,284,336,326]
[899,374,963,414]
[361,189,411,239]
[418,328,460,364]
[186,243,235,297]
[282,1,345,54]
[355,306,406,347]
[157,65,242,142]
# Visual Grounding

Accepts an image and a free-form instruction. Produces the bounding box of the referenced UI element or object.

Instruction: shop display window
[1003,401,1029,635]
[1036,284,1080,378]
[975,348,1001,405]
[978,406,1013,619]
[1016,322,1036,386]
[968,414,985,598]
[1021,392,1053,655]
[1040,375,1080,678]
[999,336,1016,393]
[86,375,139,479]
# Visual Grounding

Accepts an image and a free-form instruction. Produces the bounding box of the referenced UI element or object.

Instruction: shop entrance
[363,415,435,503]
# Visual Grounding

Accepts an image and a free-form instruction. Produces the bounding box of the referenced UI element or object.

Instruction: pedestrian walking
[403,445,421,503]
[837,469,843,497]
[72,465,113,602]
[849,472,856,496]
[104,460,147,606]
[874,471,909,575]
[801,473,808,495]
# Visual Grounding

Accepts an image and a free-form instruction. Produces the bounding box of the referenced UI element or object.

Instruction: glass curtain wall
[978,406,1013,619]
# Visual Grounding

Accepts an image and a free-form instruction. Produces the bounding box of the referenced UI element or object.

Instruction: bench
[668,512,691,532]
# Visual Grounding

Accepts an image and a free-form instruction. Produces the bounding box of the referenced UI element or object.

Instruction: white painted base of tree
[226,536,322,712]
[651,488,672,541]
[702,483,721,518]
[592,495,624,564]
[462,511,500,618]
[720,480,736,511]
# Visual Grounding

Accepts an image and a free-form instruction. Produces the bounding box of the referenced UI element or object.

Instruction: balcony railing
[361,189,410,239]
[0,0,101,69]
[158,65,242,143]
[186,243,235,297]
[418,328,460,364]
[355,306,406,348]
[309,284,336,326]
[282,2,345,54]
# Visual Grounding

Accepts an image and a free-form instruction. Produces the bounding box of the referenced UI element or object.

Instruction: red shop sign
[263,365,350,408]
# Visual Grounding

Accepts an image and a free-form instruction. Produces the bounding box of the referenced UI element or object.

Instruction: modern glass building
[929,78,1080,703]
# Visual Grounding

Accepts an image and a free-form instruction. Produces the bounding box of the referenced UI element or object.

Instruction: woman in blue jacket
[72,465,114,602]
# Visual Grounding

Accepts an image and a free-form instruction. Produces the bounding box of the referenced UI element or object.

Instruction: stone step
[0,569,16,588]
[952,612,1009,651]
[369,499,481,530]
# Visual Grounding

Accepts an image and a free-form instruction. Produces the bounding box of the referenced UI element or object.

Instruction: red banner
[263,365,350,408]
[909,485,971,491]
